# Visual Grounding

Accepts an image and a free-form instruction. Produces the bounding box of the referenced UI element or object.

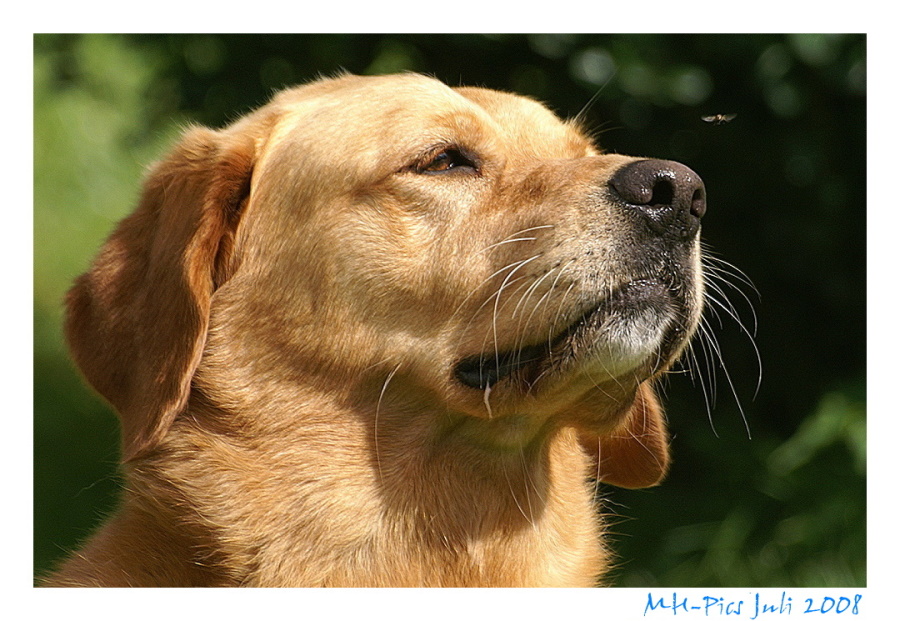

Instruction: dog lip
[454,341,549,390]
[453,278,670,390]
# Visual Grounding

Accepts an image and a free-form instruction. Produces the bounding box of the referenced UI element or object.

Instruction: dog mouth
[453,278,681,390]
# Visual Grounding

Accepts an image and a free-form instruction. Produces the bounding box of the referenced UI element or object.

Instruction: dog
[42,73,707,587]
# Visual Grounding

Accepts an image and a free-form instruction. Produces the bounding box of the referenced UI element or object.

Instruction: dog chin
[578,305,671,380]
[558,278,676,380]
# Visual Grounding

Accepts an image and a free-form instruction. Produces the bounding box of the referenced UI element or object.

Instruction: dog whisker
[687,297,754,439]
[375,363,403,485]
[702,246,759,294]
[549,280,578,349]
[519,446,541,529]
[476,225,555,255]
[510,267,561,361]
[703,260,763,397]
[572,69,618,132]
[491,254,543,378]
[450,256,540,330]
[681,326,714,417]
[510,266,558,324]
[690,319,722,437]
[501,458,534,527]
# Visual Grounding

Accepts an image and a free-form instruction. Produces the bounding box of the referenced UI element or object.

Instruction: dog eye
[417,148,478,174]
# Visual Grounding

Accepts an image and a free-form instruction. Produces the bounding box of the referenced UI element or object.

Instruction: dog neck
[120,381,607,586]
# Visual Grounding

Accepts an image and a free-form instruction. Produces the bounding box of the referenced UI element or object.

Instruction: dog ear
[579,382,671,489]
[65,125,256,462]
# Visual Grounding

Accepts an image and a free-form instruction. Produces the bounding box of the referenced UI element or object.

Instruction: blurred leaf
[767,391,866,476]
[364,39,423,75]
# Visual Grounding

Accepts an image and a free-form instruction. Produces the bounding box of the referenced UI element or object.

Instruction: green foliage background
[33,34,866,586]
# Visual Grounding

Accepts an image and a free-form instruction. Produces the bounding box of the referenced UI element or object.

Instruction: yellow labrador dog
[44,73,707,587]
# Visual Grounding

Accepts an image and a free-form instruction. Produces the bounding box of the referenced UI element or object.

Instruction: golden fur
[43,73,706,587]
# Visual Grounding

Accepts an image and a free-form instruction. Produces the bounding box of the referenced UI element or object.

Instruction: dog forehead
[273,73,471,126]
[259,75,467,158]
[453,85,563,127]
[256,73,592,180]
[454,85,592,157]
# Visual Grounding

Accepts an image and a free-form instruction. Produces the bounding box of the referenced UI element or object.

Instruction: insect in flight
[701,113,737,125]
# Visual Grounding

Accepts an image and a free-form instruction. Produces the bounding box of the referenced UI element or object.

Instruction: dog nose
[609,159,706,240]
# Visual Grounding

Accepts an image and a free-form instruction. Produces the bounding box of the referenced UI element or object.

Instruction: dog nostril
[690,188,706,219]
[648,179,675,208]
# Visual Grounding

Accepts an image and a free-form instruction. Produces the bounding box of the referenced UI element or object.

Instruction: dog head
[66,74,705,488]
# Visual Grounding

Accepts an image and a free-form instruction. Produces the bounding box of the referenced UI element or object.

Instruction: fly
[701,113,737,125]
